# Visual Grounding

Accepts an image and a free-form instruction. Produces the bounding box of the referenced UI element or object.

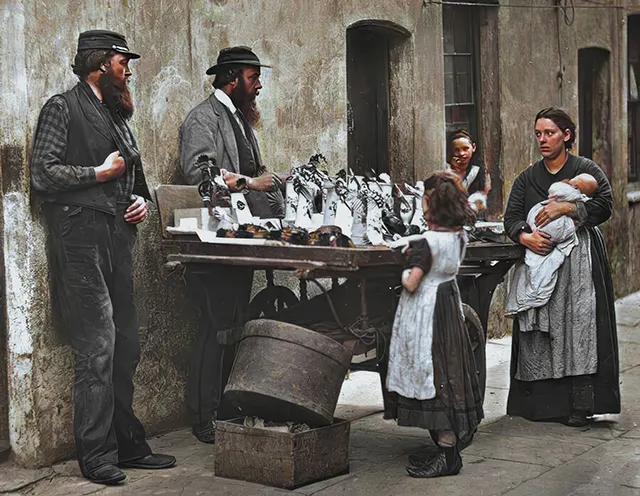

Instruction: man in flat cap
[178,46,285,444]
[30,29,175,485]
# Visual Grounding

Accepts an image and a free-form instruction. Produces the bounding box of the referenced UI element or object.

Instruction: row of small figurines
[284,167,428,245]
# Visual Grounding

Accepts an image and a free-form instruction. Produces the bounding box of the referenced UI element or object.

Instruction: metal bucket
[224,319,353,426]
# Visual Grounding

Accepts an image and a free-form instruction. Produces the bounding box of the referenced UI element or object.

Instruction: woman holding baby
[503,107,619,427]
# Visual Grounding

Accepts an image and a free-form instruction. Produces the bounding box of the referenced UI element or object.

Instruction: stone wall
[0,0,439,467]
[1,0,640,467]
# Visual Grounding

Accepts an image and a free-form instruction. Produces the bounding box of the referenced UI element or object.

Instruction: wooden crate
[215,418,350,489]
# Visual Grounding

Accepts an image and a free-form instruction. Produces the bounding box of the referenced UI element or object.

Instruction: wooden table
[162,236,523,334]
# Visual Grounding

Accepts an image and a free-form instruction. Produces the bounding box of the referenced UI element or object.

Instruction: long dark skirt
[507,227,620,420]
[389,280,484,446]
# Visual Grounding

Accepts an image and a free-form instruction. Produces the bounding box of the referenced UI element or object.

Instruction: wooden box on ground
[215,418,350,489]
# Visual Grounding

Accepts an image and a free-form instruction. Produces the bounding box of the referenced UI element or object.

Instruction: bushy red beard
[98,69,135,121]
[242,100,261,127]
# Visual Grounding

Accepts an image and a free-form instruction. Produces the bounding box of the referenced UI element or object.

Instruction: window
[629,15,640,182]
[443,6,480,140]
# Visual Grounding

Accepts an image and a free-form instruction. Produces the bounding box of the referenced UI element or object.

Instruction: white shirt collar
[214,89,237,114]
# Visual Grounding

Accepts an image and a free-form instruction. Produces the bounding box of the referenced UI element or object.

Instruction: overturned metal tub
[224,319,353,426]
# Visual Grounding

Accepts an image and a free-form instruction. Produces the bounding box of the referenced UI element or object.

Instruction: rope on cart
[307,278,387,361]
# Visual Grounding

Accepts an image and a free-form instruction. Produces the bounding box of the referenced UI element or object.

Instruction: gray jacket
[179,94,285,218]
[179,94,265,185]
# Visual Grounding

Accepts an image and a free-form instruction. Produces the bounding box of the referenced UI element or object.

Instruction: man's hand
[124,195,148,224]
[95,151,126,182]
[519,230,553,255]
[221,170,248,191]
[534,200,574,228]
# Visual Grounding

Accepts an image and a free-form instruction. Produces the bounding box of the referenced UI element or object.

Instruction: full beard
[98,71,135,121]
[231,80,261,127]
[241,100,261,127]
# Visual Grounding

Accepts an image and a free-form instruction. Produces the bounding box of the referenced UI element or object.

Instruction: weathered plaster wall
[0,0,441,467]
[3,0,638,467]
[496,0,637,298]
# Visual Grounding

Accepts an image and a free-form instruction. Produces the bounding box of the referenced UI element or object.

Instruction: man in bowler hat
[178,46,284,443]
[30,30,175,485]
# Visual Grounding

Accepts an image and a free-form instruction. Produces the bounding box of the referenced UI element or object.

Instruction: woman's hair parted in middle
[423,171,476,228]
[535,107,576,150]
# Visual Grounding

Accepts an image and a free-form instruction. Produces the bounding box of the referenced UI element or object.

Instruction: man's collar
[214,89,237,114]
[79,80,103,104]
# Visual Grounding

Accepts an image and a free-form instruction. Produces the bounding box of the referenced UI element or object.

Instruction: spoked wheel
[247,270,299,320]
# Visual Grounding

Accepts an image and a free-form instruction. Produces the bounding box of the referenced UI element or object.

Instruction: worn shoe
[192,420,216,444]
[566,413,589,427]
[85,464,126,485]
[118,453,176,470]
[406,447,462,478]
[408,451,440,468]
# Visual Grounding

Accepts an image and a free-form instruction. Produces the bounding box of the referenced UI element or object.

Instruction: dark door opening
[578,47,611,177]
[347,26,390,176]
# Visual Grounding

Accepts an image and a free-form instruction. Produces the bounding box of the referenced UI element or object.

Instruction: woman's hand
[534,200,575,228]
[519,230,553,255]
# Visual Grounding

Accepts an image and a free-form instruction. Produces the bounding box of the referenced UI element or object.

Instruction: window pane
[444,56,454,104]
[443,6,472,54]
[446,105,476,134]
[454,56,473,104]
[453,10,472,53]
[443,6,456,53]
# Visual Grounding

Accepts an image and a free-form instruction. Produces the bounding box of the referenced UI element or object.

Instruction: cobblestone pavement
[2,292,640,495]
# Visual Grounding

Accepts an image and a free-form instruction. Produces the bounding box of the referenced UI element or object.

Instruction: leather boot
[406,446,462,478]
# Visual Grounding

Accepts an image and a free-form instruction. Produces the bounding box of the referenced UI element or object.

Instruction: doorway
[578,47,611,177]
[346,21,411,178]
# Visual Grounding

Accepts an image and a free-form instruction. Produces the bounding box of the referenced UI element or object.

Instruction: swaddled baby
[526,173,597,245]
[506,173,598,316]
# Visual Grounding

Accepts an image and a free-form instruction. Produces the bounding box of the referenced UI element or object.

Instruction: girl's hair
[446,128,475,162]
[535,107,576,150]
[423,171,476,228]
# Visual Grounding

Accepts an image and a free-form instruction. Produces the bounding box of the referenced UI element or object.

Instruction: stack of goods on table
[215,224,355,247]
[188,153,436,247]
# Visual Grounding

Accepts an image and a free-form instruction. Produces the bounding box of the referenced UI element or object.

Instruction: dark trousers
[185,266,253,425]
[47,203,151,476]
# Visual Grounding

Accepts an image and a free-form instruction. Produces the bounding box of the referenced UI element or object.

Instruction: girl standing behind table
[447,129,491,214]
[386,171,484,479]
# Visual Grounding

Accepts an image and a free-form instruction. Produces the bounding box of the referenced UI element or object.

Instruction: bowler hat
[205,46,271,75]
[77,29,140,59]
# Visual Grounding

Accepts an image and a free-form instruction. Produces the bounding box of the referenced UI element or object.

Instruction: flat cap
[77,29,140,59]
[206,45,270,75]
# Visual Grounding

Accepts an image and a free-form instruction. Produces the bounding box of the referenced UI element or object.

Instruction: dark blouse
[503,154,613,243]
[406,239,433,273]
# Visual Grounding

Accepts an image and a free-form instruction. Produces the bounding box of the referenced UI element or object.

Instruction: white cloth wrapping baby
[506,182,589,319]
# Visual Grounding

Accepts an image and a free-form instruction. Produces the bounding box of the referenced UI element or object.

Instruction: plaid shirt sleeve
[30,96,99,193]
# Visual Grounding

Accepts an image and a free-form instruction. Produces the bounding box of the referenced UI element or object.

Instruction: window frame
[442,4,482,154]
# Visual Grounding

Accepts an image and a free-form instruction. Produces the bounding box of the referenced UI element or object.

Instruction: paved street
[2,292,640,495]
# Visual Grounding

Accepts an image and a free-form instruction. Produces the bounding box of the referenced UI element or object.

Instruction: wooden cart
[156,185,524,405]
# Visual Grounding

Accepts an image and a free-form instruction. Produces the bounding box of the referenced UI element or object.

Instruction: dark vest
[46,84,151,214]
[224,107,273,218]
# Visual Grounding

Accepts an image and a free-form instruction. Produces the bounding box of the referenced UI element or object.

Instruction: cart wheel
[247,285,299,320]
[462,303,486,401]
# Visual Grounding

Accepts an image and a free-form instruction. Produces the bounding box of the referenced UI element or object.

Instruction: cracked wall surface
[0,0,639,467]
